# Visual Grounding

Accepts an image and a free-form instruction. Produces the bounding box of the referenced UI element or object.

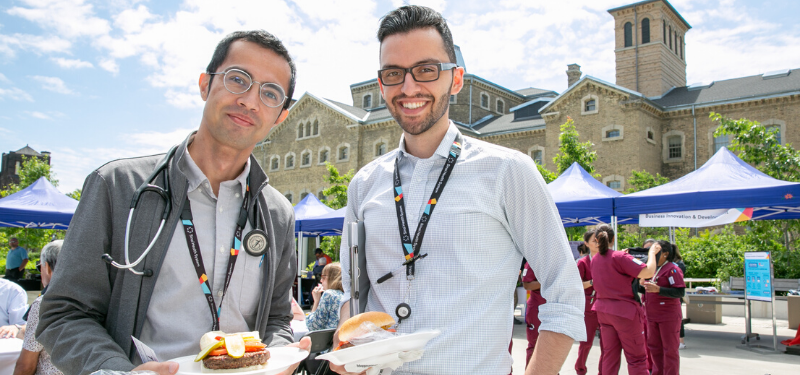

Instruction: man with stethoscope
[37,30,310,375]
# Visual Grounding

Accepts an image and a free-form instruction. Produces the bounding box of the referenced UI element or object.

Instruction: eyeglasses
[378,63,458,86]
[208,68,287,108]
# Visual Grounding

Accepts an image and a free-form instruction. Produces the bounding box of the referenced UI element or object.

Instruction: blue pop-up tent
[293,194,334,234]
[547,162,636,227]
[299,207,346,236]
[614,147,800,221]
[0,177,78,229]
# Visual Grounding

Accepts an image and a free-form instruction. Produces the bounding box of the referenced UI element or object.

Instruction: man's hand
[329,362,366,375]
[132,361,179,375]
[0,324,20,339]
[279,336,312,375]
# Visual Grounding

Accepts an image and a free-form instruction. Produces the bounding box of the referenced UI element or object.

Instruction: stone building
[1,145,51,189]
[254,0,798,202]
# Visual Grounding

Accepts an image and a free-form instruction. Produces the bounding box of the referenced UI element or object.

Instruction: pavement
[511,307,800,375]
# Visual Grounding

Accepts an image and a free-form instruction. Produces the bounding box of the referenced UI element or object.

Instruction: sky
[1,0,799,193]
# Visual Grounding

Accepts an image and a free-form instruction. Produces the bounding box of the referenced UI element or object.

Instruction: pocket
[238,252,263,318]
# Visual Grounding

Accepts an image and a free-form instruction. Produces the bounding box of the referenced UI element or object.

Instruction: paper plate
[171,347,309,375]
[317,330,440,366]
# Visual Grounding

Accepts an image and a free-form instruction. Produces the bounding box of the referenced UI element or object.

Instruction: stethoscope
[101,144,269,276]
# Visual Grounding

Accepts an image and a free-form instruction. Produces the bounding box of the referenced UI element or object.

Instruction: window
[663,20,667,44]
[318,148,330,164]
[581,94,599,115]
[601,124,624,141]
[450,95,456,103]
[713,134,729,153]
[301,150,311,167]
[305,122,311,137]
[380,95,385,105]
[285,154,295,169]
[338,144,349,161]
[532,150,543,165]
[674,31,678,54]
[15,161,21,175]
[641,18,650,44]
[602,175,625,191]
[679,36,683,59]
[766,125,782,145]
[607,181,621,189]
[496,99,505,114]
[585,99,596,112]
[363,94,372,109]
[317,190,326,201]
[647,130,654,140]
[624,22,632,47]
[376,142,387,156]
[298,124,304,138]
[668,136,681,158]
[301,192,309,200]
[669,26,672,49]
[284,193,293,203]
[270,156,279,171]
[606,129,620,138]
[313,120,319,136]
[480,93,489,109]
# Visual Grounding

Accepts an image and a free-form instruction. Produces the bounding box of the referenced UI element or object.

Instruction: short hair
[656,240,676,262]
[322,262,344,292]
[377,5,458,64]
[583,230,595,243]
[206,30,296,110]
[9,237,18,242]
[40,240,63,271]
[314,248,323,254]
[643,238,657,248]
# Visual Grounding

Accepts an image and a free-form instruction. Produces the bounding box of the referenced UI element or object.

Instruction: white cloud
[7,0,111,39]
[26,111,52,120]
[31,75,76,95]
[0,87,34,102]
[0,33,72,57]
[0,73,10,83]
[124,127,195,152]
[52,57,94,69]
[113,4,156,33]
[98,58,119,74]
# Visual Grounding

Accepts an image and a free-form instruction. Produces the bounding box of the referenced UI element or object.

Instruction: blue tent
[614,147,800,220]
[293,194,334,234]
[547,162,636,227]
[298,207,346,236]
[0,177,78,229]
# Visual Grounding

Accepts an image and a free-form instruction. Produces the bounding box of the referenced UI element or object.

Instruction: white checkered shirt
[340,122,586,375]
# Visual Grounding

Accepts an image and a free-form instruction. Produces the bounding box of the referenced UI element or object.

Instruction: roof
[651,69,800,109]
[607,0,691,29]
[327,99,368,118]
[515,87,558,98]
[465,113,546,136]
[15,145,41,156]
[539,75,645,113]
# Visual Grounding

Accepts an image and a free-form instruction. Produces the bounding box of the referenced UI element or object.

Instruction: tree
[536,163,557,184]
[67,189,82,201]
[0,156,65,274]
[625,170,669,194]
[553,117,599,177]
[317,162,355,261]
[712,112,800,255]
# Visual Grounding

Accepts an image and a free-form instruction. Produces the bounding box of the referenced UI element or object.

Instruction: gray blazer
[37,135,297,374]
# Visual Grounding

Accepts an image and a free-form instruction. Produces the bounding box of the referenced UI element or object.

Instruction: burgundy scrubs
[575,255,603,375]
[521,262,546,365]
[591,250,648,375]
[643,262,685,375]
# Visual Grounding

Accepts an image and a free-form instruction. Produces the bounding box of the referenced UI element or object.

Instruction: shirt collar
[398,121,462,160]
[179,136,251,198]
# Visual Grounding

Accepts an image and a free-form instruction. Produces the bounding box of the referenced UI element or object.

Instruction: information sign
[744,252,772,302]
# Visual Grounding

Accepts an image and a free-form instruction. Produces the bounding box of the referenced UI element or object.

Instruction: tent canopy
[293,194,334,232]
[0,177,78,229]
[547,162,634,227]
[614,147,800,220]
[298,207,346,236]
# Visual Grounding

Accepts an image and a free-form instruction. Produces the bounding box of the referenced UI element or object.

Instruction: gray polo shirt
[138,145,263,362]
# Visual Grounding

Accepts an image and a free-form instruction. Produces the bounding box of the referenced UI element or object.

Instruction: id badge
[668,276,675,285]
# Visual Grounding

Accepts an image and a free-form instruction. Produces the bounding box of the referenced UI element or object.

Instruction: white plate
[317,330,440,366]
[171,347,309,375]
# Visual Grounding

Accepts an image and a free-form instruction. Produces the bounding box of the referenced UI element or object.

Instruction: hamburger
[335,311,396,351]
[194,331,270,372]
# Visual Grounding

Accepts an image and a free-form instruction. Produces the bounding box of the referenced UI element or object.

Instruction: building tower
[608,0,691,97]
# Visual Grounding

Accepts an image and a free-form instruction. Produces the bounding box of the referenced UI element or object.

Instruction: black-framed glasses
[208,68,287,108]
[378,63,458,86]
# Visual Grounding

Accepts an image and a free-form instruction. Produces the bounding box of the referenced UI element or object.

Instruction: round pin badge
[244,229,269,256]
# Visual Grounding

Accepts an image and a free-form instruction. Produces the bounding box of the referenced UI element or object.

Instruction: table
[0,338,23,375]
[291,320,309,342]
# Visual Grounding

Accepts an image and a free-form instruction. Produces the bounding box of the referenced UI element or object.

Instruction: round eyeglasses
[208,68,287,108]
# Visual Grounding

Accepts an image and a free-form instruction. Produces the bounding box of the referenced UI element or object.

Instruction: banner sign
[639,207,753,228]
[744,252,772,302]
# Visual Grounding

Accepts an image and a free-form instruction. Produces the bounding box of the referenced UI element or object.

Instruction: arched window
[270,156,280,171]
[298,124,304,138]
[363,94,372,108]
[766,125,782,145]
[301,150,311,167]
[285,152,296,169]
[680,37,684,59]
[669,26,673,49]
[317,190,326,201]
[641,18,650,44]
[338,144,349,161]
[284,192,293,203]
[624,22,633,47]
[318,147,330,164]
[674,31,678,54]
[496,99,505,114]
[663,20,667,44]
[305,122,311,137]
[313,120,319,135]
[480,93,489,109]
[375,142,387,156]
[585,99,596,112]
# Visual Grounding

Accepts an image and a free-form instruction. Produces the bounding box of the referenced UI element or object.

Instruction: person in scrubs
[641,241,685,375]
[575,230,602,375]
[521,261,547,366]
[590,224,659,375]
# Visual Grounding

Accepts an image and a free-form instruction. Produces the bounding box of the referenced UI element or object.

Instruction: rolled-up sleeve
[500,154,586,341]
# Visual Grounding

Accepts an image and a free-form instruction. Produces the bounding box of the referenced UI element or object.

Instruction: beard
[387,90,451,136]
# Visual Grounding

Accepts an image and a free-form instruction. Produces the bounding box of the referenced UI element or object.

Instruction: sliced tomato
[208,348,228,356]
[245,342,267,351]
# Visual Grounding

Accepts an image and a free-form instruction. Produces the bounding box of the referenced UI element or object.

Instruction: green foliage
[553,117,599,177]
[0,156,66,274]
[536,163,557,184]
[625,170,670,194]
[67,189,82,201]
[317,163,355,262]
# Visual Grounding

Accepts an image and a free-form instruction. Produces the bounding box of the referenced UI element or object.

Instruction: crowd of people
[521,225,687,375]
